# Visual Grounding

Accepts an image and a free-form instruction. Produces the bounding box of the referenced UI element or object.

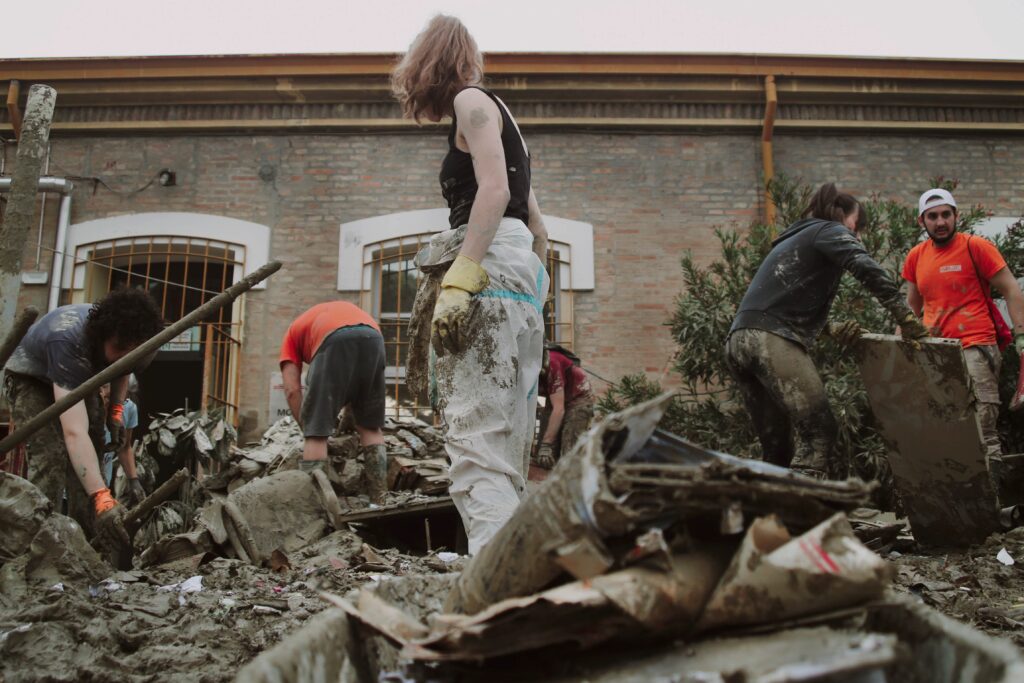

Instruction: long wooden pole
[0,260,281,454]
[761,75,778,232]
[0,85,56,338]
[6,80,23,140]
[125,467,190,531]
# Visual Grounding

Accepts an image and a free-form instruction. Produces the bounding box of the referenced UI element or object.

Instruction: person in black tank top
[393,15,551,554]
[393,16,548,349]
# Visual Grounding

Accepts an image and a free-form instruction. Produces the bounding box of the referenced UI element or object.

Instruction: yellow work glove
[432,254,489,356]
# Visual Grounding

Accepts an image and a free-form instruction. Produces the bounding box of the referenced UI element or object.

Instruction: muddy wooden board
[336,497,455,524]
[855,334,999,545]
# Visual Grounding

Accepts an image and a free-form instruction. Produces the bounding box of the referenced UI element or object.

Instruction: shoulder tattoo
[469,107,489,129]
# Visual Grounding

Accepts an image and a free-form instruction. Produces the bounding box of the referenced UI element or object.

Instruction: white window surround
[337,208,594,292]
[62,212,272,290]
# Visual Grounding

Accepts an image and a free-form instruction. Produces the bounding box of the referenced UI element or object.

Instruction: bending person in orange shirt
[279,301,388,504]
[902,188,1024,472]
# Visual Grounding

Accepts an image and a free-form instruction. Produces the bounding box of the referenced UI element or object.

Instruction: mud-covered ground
[0,528,462,683]
[890,526,1024,647]
[4,522,1023,682]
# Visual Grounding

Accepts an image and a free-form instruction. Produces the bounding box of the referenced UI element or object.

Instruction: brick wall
[9,131,1024,437]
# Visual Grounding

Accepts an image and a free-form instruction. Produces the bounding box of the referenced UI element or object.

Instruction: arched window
[340,209,593,420]
[60,212,270,427]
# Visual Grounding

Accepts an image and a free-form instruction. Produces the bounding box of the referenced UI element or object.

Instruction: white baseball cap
[918,188,957,217]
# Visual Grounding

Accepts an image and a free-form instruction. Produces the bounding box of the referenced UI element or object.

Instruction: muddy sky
[3,0,1020,60]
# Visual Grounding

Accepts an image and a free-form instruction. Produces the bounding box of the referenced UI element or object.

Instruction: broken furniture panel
[855,334,999,546]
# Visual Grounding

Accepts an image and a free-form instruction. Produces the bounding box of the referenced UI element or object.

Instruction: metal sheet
[855,334,998,545]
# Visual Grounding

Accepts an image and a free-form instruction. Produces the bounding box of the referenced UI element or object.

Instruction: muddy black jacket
[730,218,902,349]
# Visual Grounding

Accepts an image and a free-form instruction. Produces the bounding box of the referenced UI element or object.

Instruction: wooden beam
[774,119,1024,132]
[336,496,456,524]
[6,80,22,139]
[24,116,1023,136]
[762,76,778,229]
[0,52,1022,83]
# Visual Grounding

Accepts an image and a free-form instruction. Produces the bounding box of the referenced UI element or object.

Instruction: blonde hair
[391,14,484,122]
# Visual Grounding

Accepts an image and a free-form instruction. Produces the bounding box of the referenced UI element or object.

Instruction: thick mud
[0,528,462,682]
[891,526,1024,647]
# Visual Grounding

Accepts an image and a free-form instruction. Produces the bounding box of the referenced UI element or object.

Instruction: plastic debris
[996,548,1015,566]
[159,575,203,593]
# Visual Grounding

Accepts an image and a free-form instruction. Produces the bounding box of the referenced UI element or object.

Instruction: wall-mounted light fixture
[157,169,177,187]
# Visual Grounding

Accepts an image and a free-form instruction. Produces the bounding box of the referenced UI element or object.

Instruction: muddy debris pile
[329,394,894,667]
[198,415,450,501]
[142,407,237,470]
[0,468,463,683]
[327,415,451,498]
[240,394,1023,682]
[140,414,452,568]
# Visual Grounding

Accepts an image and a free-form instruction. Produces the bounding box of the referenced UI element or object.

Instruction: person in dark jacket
[725,183,928,478]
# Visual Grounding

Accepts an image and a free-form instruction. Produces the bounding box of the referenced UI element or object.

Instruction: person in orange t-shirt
[279,301,388,503]
[902,188,1024,465]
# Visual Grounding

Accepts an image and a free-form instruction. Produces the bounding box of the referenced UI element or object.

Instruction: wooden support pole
[0,260,282,454]
[6,80,23,140]
[761,75,778,232]
[0,305,38,369]
[0,84,55,340]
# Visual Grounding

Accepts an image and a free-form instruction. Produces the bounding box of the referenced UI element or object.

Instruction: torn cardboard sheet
[696,513,891,631]
[332,514,889,662]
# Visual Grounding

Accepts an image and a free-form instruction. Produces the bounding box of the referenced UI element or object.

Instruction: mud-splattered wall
[8,131,1024,438]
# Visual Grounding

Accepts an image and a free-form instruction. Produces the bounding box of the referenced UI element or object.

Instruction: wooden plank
[337,496,455,524]
[15,117,1020,136]
[855,334,999,546]
[5,80,21,139]
[2,52,1023,82]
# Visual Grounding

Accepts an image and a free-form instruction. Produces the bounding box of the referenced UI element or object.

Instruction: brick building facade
[1,54,1022,438]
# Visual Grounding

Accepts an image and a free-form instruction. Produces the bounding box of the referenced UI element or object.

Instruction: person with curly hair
[394,15,549,553]
[4,287,163,548]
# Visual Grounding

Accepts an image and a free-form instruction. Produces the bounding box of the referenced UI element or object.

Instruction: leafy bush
[597,176,1023,506]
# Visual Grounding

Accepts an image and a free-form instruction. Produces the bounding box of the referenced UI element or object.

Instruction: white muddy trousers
[433,218,549,555]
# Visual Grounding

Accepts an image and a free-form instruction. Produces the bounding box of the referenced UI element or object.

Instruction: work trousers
[540,397,595,461]
[433,218,549,555]
[963,345,1002,464]
[724,328,838,476]
[3,372,105,534]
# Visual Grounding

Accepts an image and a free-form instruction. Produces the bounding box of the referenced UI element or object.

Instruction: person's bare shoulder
[453,88,499,130]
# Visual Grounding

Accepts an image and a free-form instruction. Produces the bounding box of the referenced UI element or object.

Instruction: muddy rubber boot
[362,444,388,505]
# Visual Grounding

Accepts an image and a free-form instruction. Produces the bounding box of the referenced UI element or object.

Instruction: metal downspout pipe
[762,75,778,232]
[0,176,74,311]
